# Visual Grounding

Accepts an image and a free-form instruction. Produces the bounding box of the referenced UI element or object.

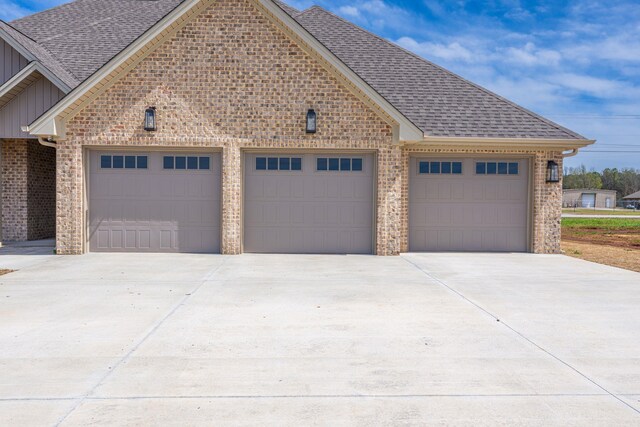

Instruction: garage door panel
[89,151,220,253]
[245,153,374,254]
[410,157,528,252]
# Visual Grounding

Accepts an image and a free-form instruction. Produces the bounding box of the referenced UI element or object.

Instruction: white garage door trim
[242,150,377,254]
[85,148,222,253]
[409,155,533,252]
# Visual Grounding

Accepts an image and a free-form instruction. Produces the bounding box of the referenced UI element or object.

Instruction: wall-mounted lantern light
[546,160,560,183]
[144,107,157,132]
[306,109,317,134]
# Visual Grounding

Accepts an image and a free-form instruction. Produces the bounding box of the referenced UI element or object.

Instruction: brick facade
[27,140,57,240]
[1,139,56,242]
[55,0,563,255]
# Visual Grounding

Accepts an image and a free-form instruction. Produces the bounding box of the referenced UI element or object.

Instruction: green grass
[562,217,640,230]
[562,208,640,216]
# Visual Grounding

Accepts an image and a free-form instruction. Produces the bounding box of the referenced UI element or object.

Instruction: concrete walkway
[0,252,639,425]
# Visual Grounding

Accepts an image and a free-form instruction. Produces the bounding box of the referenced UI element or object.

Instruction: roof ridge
[299,6,585,140]
[0,19,37,43]
[10,0,77,25]
[1,21,80,87]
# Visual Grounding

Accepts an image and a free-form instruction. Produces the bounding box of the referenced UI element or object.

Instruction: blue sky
[2,0,639,171]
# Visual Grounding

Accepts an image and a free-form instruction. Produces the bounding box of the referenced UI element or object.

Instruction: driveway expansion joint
[401,255,640,416]
[52,259,228,426]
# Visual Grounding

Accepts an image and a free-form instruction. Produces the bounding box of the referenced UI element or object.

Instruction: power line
[545,114,640,119]
[578,150,640,153]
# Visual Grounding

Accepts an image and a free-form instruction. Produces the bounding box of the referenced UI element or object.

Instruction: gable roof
[0,21,76,90]
[11,0,184,84]
[13,0,592,145]
[623,190,640,200]
[0,62,61,109]
[294,7,584,140]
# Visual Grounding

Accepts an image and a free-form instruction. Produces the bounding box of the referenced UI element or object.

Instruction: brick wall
[1,139,55,242]
[1,139,28,241]
[57,0,564,255]
[60,0,394,255]
[27,141,56,240]
[533,152,563,254]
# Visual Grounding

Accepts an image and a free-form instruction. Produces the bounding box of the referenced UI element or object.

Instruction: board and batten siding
[0,76,66,138]
[1,39,29,86]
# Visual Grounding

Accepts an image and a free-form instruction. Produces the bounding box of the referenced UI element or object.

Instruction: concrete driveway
[1,251,639,426]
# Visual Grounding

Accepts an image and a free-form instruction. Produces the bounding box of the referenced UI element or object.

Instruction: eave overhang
[401,136,596,151]
[0,62,71,110]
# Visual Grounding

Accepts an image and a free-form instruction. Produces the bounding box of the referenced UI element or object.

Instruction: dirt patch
[0,269,15,276]
[562,241,640,273]
[563,227,640,250]
[562,219,640,272]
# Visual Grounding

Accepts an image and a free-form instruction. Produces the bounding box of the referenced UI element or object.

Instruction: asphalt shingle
[294,7,584,139]
[8,0,585,140]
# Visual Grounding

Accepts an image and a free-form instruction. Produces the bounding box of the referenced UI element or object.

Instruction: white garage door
[409,157,529,252]
[244,153,374,254]
[581,193,596,208]
[89,151,221,253]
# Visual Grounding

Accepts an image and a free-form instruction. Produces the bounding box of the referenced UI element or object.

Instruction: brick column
[376,145,403,255]
[56,139,84,254]
[221,143,242,254]
[1,139,28,242]
[532,151,563,254]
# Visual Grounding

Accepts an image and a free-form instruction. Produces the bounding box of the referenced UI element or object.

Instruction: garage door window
[316,157,363,172]
[255,157,302,171]
[418,161,462,175]
[476,161,519,175]
[101,155,148,169]
[163,156,211,170]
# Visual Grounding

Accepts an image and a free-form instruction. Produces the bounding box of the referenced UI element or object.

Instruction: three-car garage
[87,150,531,254]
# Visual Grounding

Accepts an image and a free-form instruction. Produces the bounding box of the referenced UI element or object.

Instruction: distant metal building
[563,189,617,209]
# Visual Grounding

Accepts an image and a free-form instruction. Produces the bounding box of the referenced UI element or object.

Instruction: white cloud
[549,73,640,99]
[503,42,562,67]
[337,5,360,17]
[0,1,32,20]
[396,37,475,62]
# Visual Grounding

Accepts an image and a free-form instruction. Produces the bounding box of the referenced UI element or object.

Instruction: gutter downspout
[562,149,579,158]
[38,137,57,148]
[21,126,57,148]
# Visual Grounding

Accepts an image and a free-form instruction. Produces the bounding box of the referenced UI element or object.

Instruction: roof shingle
[294,6,584,139]
[8,0,586,140]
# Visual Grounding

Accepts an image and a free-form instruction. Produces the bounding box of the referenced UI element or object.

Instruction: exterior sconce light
[144,107,157,132]
[306,109,317,134]
[546,160,560,183]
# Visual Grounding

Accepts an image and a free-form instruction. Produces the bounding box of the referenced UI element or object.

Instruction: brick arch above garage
[65,0,394,145]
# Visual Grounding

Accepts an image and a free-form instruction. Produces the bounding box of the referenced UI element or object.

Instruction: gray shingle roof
[294,7,584,139]
[11,0,183,82]
[623,190,640,200]
[0,20,79,88]
[273,0,300,17]
[8,0,585,140]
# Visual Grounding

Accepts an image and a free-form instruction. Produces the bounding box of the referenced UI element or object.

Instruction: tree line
[563,165,640,198]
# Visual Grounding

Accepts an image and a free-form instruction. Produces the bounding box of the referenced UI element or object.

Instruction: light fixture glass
[546,160,560,183]
[144,107,156,132]
[306,109,317,134]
